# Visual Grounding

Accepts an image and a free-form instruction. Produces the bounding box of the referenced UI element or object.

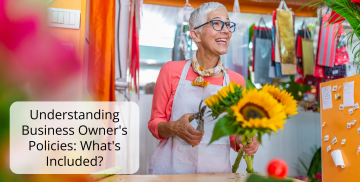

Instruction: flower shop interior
[2,0,360,181]
[117,0,358,181]
[116,0,355,181]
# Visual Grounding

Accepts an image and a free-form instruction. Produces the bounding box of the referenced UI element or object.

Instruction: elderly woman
[148,2,259,174]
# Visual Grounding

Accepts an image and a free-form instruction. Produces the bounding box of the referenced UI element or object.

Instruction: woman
[148,2,259,174]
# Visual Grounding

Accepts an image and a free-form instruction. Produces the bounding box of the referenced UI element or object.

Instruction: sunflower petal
[205,98,213,107]
[230,82,236,93]
[220,90,228,98]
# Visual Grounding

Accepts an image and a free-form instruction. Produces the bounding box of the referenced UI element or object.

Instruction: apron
[149,60,231,174]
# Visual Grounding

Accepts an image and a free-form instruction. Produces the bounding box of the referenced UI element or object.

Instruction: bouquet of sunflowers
[205,80,298,173]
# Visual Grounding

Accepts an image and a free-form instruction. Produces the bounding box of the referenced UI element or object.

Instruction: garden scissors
[189,100,206,132]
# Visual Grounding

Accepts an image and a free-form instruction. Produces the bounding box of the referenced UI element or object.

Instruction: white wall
[127,94,158,175]
[125,94,321,176]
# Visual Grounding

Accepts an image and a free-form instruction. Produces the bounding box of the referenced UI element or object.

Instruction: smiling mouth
[215,38,227,44]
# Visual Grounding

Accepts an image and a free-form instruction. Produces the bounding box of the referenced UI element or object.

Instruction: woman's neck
[196,48,220,70]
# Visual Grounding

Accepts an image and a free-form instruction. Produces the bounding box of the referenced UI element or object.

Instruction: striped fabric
[317,14,337,67]
[272,26,275,61]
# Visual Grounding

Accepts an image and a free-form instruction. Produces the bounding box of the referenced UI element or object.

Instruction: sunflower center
[240,103,269,120]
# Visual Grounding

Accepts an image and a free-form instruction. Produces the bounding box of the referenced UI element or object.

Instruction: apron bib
[149,60,231,174]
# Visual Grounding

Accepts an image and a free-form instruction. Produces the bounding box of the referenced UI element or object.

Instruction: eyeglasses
[194,20,236,33]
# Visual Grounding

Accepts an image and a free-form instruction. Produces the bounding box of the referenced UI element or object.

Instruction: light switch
[69,12,75,25]
[47,8,80,29]
[51,11,58,23]
[57,11,64,24]
[64,12,70,24]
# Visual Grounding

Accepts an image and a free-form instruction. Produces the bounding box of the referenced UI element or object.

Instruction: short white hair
[189,2,227,33]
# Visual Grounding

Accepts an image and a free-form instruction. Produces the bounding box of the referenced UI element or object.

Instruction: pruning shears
[188,100,206,147]
[189,100,206,132]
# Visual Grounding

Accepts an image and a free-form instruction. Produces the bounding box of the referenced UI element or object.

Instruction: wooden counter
[98,173,302,182]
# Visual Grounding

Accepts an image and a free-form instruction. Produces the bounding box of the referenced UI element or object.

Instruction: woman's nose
[220,27,229,34]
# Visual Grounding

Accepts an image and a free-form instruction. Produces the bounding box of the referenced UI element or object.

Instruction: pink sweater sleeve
[148,62,173,141]
[228,70,246,152]
[230,135,240,152]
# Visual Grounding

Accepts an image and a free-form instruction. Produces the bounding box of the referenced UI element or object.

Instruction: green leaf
[209,116,238,144]
[236,127,245,134]
[257,132,263,144]
[246,174,293,182]
[299,157,310,173]
[244,78,256,90]
[243,129,251,136]
[251,129,258,136]
[307,147,322,178]
[249,23,255,44]
[246,174,266,182]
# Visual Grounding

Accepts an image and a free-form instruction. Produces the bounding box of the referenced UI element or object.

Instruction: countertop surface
[98,173,302,182]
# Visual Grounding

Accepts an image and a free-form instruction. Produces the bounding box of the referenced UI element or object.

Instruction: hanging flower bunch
[205,81,297,173]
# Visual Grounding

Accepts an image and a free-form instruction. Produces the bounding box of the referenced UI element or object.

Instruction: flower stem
[232,135,254,173]
[232,149,244,173]
[244,154,254,173]
[232,135,255,173]
[243,135,254,173]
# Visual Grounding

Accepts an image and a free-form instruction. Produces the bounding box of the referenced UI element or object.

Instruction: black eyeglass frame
[194,20,236,33]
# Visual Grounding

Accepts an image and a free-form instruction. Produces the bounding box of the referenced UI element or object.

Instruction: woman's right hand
[170,113,204,146]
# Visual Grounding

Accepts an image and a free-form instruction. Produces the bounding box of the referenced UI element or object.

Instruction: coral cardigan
[148,60,246,152]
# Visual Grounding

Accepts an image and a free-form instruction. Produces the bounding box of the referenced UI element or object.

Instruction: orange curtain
[88,0,115,102]
[87,0,116,170]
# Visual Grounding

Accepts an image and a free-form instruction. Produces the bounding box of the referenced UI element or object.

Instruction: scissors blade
[196,119,204,132]
[197,104,206,132]
[200,106,206,115]
[193,100,205,147]
[189,112,200,122]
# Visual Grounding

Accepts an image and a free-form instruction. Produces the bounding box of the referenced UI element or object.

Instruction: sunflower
[204,95,219,107]
[262,84,298,115]
[229,81,237,93]
[217,86,230,99]
[231,89,287,133]
[261,84,281,97]
[217,90,225,100]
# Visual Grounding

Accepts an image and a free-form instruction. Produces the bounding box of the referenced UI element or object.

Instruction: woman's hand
[169,113,204,146]
[236,135,260,155]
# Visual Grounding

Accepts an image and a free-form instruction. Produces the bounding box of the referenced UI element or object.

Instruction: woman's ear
[190,30,201,44]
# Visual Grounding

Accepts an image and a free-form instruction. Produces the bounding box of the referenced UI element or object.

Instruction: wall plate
[47,8,80,29]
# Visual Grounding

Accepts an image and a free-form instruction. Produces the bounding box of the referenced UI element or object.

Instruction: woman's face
[199,9,232,56]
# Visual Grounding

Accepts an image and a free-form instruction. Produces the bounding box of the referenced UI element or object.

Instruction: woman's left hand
[236,135,260,156]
